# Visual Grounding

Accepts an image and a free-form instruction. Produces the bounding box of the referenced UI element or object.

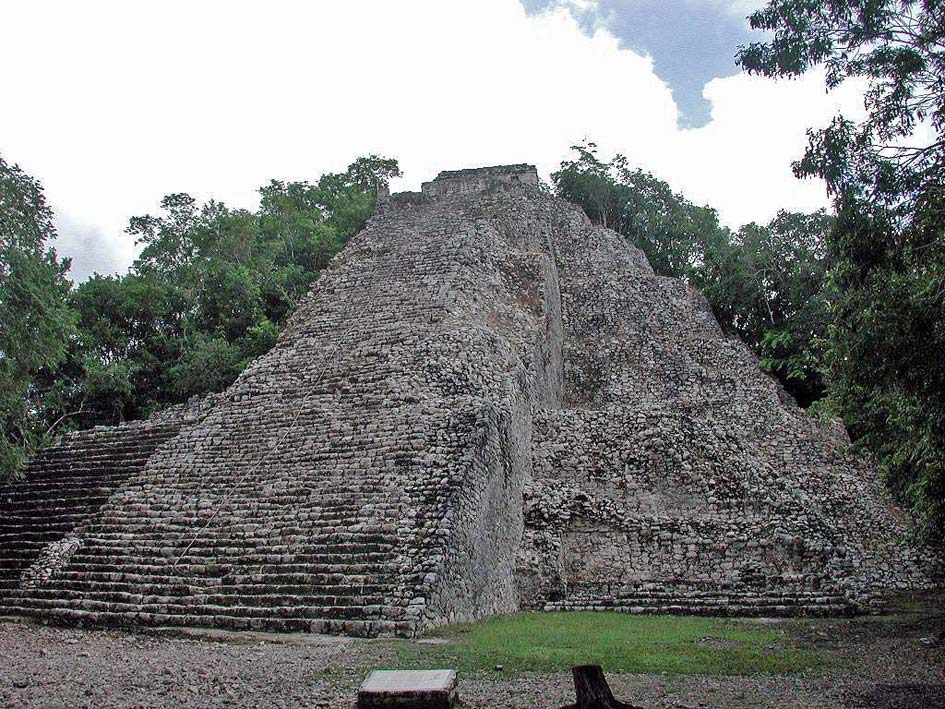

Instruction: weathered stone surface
[0,397,216,601]
[0,164,939,635]
[512,173,940,615]
[358,669,458,709]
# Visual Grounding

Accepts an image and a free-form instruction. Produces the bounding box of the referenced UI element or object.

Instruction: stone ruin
[0,165,939,636]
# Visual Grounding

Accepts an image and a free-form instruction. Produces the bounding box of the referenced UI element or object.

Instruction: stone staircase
[4,509,406,634]
[2,418,415,634]
[0,422,184,601]
[1,177,548,636]
[544,588,855,617]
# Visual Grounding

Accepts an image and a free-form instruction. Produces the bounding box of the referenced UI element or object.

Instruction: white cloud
[656,70,867,226]
[50,213,136,282]
[722,0,766,15]
[1,0,863,279]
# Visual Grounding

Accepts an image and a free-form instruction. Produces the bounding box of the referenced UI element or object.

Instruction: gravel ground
[1,611,943,708]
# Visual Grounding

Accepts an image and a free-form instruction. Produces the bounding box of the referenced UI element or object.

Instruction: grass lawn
[388,612,833,675]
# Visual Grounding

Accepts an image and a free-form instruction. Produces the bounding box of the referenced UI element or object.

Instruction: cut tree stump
[558,665,643,709]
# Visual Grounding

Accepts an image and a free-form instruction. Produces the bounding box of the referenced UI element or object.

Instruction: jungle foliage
[0,155,399,479]
[738,0,945,539]
[0,157,76,477]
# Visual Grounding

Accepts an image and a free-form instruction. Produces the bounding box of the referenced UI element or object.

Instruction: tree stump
[559,665,642,709]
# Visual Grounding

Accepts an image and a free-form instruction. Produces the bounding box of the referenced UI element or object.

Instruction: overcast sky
[2,0,865,281]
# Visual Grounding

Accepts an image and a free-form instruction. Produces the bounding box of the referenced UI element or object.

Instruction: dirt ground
[1,609,943,709]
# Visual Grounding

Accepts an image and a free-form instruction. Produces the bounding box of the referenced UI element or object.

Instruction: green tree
[702,210,834,406]
[52,155,400,429]
[738,1,945,538]
[553,142,730,280]
[0,156,75,478]
[553,142,630,231]
[50,274,185,427]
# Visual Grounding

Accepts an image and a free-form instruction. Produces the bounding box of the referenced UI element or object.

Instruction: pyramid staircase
[0,422,183,602]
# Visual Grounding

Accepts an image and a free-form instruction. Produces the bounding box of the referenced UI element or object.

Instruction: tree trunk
[565,665,641,709]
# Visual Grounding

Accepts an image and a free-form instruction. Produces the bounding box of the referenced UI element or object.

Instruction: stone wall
[1,164,938,635]
[517,202,939,615]
[421,164,540,199]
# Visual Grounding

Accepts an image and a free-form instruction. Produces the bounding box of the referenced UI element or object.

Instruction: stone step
[2,605,412,636]
[31,569,400,587]
[544,593,854,616]
[2,498,116,513]
[36,436,177,454]
[7,596,405,622]
[17,585,395,608]
[70,533,398,550]
[0,564,31,579]
[28,446,176,467]
[80,519,404,534]
[2,473,145,490]
[554,593,850,605]
[0,522,80,538]
[3,568,406,590]
[21,450,161,466]
[72,534,400,551]
[0,420,186,599]
[4,471,143,487]
[2,465,149,482]
[544,602,854,617]
[22,458,162,473]
[0,543,50,558]
[1,498,113,517]
[562,586,843,599]
[52,560,401,580]
[46,552,396,576]
[85,509,403,523]
[1,488,125,504]
[61,556,399,574]
[89,496,405,510]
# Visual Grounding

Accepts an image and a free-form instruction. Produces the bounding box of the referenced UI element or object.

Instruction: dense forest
[0,155,400,479]
[1,0,942,540]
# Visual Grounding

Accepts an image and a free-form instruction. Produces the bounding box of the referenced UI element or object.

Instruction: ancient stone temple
[0,165,938,636]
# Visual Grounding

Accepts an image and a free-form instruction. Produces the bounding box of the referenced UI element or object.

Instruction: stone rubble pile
[514,181,939,615]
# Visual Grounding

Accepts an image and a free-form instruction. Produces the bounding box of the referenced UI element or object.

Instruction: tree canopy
[50,156,400,431]
[0,157,75,476]
[738,0,945,539]
[0,155,400,482]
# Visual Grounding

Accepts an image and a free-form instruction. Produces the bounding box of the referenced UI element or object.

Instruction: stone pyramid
[0,165,938,636]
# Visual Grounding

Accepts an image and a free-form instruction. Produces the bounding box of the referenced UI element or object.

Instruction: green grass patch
[388,612,833,675]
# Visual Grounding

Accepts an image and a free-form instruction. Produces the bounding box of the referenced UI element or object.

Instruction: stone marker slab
[357,669,458,709]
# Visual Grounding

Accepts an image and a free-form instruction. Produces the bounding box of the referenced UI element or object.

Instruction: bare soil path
[1,610,943,708]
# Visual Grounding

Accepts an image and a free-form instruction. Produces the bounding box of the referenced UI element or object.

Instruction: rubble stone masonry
[0,165,938,635]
